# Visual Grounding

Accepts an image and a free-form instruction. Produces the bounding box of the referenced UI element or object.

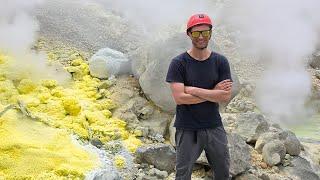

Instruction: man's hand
[214,79,232,91]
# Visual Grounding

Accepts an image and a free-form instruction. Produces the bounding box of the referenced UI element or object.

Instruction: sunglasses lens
[202,30,211,37]
[191,31,200,38]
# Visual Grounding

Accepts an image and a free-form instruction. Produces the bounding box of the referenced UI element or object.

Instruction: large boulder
[234,112,270,143]
[138,33,240,113]
[227,133,252,176]
[280,156,320,180]
[135,143,176,173]
[283,130,301,156]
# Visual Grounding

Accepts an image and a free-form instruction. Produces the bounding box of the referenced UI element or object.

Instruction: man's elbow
[172,94,184,105]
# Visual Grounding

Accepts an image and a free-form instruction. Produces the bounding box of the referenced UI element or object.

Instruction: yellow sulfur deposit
[62,97,82,116]
[0,105,99,179]
[17,79,37,94]
[114,155,126,169]
[0,49,143,178]
[123,135,143,153]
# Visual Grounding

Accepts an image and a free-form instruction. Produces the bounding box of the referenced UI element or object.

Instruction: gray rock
[148,168,168,178]
[138,33,240,113]
[280,157,320,180]
[259,173,271,180]
[234,112,270,143]
[228,133,251,176]
[135,143,176,173]
[89,48,131,78]
[310,51,320,69]
[140,110,170,136]
[235,173,260,180]
[93,170,122,180]
[197,133,251,177]
[283,131,301,156]
[90,138,104,148]
[113,96,169,136]
[262,140,286,166]
[255,132,280,153]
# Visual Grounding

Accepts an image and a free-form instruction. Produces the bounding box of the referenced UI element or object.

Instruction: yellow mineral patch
[62,97,82,116]
[114,155,126,169]
[17,79,37,94]
[0,49,143,178]
[123,135,143,153]
[41,79,58,88]
[0,105,99,179]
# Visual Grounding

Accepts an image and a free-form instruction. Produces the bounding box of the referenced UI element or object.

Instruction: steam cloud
[0,0,71,84]
[94,0,222,36]
[221,0,320,125]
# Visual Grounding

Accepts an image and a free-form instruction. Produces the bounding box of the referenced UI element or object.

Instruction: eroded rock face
[109,76,171,137]
[135,143,176,173]
[36,0,142,53]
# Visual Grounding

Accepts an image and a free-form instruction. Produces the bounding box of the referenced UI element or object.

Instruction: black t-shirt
[166,51,232,129]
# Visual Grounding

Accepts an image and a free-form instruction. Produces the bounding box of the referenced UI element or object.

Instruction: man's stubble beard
[192,41,208,50]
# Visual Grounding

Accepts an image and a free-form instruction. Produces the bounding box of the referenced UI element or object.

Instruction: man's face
[188,24,212,50]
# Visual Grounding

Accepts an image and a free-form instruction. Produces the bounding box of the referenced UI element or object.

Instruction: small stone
[259,173,270,180]
[90,138,103,148]
[283,161,291,167]
[260,162,268,169]
[272,166,280,173]
[285,154,291,160]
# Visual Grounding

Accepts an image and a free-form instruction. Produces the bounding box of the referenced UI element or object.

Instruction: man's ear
[187,31,191,38]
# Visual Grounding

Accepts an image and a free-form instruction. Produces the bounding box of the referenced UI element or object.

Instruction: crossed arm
[169,79,232,105]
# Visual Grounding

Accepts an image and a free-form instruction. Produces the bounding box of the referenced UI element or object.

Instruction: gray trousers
[175,126,230,180]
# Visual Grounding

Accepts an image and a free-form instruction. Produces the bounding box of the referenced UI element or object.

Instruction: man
[166,14,233,180]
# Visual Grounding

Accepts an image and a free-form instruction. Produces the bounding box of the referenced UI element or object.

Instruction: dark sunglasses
[190,30,212,38]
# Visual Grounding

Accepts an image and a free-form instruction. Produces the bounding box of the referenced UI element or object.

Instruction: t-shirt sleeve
[166,59,184,83]
[218,56,232,82]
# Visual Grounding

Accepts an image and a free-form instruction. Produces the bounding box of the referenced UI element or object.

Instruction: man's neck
[187,48,211,61]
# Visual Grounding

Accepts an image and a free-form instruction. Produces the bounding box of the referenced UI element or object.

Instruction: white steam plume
[221,0,320,125]
[93,0,222,36]
[0,0,71,84]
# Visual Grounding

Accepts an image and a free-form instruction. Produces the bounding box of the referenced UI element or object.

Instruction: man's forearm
[175,93,206,105]
[188,87,231,103]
